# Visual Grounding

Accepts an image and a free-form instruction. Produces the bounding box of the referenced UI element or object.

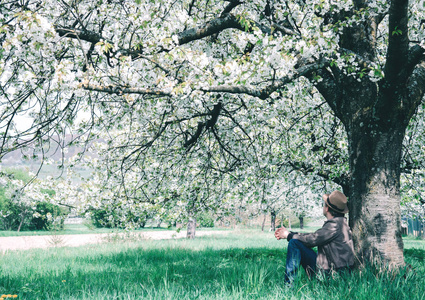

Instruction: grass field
[0,229,424,299]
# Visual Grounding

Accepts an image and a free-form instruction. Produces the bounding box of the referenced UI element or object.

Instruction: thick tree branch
[178,13,300,46]
[184,122,204,148]
[184,102,222,149]
[221,0,243,16]
[78,57,328,101]
[80,82,171,97]
[406,61,425,118]
[55,25,104,44]
[271,22,300,36]
[201,58,329,99]
[55,11,299,68]
[399,44,425,87]
[55,25,145,59]
[177,14,244,45]
[384,0,409,85]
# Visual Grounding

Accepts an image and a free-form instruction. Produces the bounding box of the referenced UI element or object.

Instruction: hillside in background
[1,134,94,180]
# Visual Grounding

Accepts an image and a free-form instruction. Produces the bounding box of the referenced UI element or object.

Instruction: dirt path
[0,230,229,252]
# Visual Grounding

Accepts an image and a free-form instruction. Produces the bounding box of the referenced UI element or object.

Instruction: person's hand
[275,227,289,240]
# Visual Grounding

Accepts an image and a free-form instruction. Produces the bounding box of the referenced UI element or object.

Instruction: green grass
[402,235,425,250]
[0,229,424,299]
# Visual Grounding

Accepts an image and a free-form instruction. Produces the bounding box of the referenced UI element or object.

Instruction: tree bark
[270,211,276,231]
[187,217,196,239]
[17,212,26,233]
[346,114,407,268]
[299,216,304,229]
[261,213,266,232]
[422,222,425,239]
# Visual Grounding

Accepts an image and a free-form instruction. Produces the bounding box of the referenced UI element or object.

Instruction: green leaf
[392,26,402,36]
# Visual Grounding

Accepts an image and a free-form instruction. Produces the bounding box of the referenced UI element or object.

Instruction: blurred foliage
[0,168,67,231]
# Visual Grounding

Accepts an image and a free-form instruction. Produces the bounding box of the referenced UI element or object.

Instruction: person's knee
[288,239,302,249]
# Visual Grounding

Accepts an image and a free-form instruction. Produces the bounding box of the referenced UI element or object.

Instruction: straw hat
[322,190,348,214]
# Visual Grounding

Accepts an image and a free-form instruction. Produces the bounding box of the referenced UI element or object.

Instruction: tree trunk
[261,213,266,232]
[422,223,425,239]
[316,57,420,268]
[17,212,26,232]
[187,217,196,239]
[309,0,425,268]
[299,216,304,229]
[270,211,276,231]
[347,120,406,268]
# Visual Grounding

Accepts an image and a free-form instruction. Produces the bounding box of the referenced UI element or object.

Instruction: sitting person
[275,190,355,284]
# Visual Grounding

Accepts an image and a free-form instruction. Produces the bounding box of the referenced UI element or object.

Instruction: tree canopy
[2,0,425,267]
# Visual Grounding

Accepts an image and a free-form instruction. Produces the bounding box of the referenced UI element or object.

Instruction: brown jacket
[289,217,355,271]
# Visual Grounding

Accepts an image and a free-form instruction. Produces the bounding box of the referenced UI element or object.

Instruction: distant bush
[30,201,68,230]
[0,168,68,231]
[0,195,67,231]
[89,208,149,229]
[0,191,26,230]
[90,209,117,228]
[197,212,215,228]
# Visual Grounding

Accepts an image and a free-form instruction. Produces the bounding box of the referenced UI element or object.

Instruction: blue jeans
[285,239,317,283]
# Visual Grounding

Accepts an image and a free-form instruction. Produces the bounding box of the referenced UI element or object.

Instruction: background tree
[0,168,68,231]
[2,0,425,267]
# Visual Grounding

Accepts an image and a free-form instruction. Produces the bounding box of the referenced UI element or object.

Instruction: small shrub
[30,202,67,231]
[197,212,215,228]
[89,208,149,229]
[90,209,117,228]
